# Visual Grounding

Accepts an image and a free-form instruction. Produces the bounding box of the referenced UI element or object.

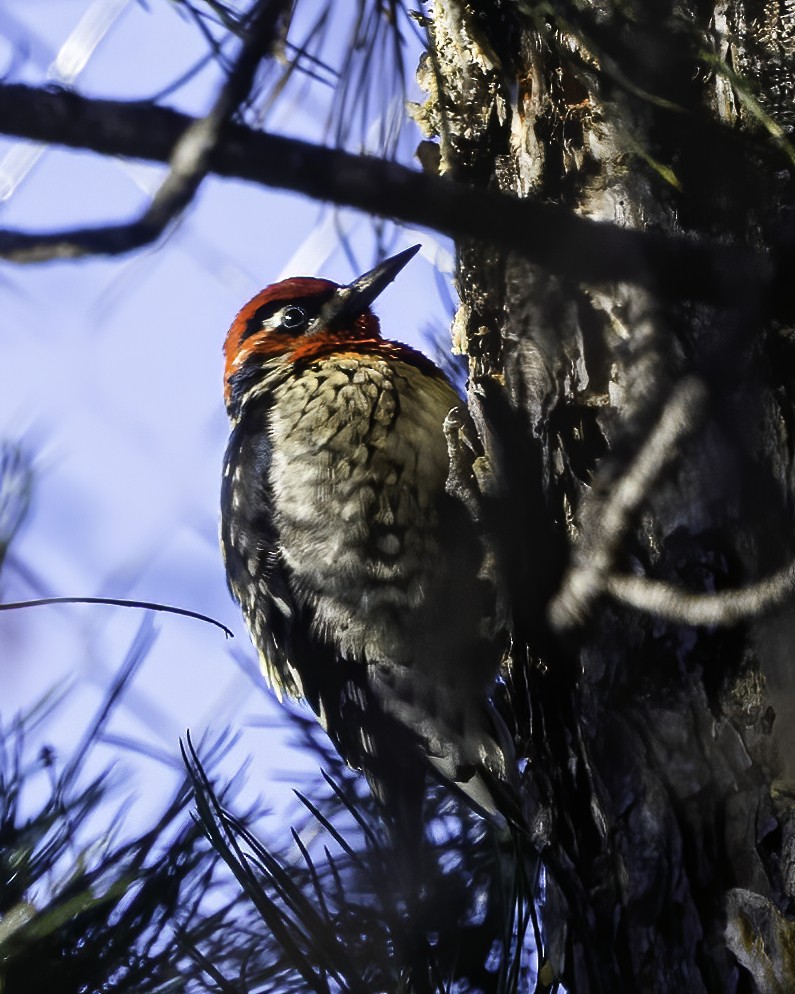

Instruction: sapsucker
[221,245,510,833]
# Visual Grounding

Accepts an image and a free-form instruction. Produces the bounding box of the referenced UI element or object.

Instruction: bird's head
[224,244,420,417]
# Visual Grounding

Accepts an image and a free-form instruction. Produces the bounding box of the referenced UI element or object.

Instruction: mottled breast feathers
[221,257,511,823]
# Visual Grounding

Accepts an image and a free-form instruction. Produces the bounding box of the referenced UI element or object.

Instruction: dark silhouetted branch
[0,1,288,262]
[0,85,780,312]
[0,596,234,637]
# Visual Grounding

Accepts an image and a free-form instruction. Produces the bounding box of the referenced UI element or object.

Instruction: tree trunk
[416,2,795,991]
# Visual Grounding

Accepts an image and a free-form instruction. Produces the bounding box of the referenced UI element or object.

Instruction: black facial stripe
[239,292,334,342]
[240,300,281,341]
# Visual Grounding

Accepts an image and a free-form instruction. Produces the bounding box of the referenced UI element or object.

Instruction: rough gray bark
[2,1,794,990]
[416,2,795,991]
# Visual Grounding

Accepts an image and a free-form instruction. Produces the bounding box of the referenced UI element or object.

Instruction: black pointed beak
[346,244,421,310]
[322,244,421,325]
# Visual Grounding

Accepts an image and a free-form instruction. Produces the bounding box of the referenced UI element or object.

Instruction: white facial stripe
[261,309,286,330]
[260,306,321,335]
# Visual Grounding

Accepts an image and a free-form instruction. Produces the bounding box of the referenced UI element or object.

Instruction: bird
[220,244,512,839]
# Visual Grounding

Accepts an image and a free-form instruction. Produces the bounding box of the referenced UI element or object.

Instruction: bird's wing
[221,406,395,759]
[221,408,309,700]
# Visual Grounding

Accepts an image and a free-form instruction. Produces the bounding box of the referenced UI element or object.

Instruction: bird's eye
[280,305,308,331]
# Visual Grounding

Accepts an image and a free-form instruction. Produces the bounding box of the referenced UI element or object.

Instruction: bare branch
[0,1,289,262]
[0,85,779,311]
[551,370,795,632]
[548,377,709,630]
[0,596,234,637]
[605,562,795,626]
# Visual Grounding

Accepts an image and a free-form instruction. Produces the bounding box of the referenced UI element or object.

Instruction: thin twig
[548,377,709,630]
[0,596,233,637]
[605,562,795,626]
[0,0,288,262]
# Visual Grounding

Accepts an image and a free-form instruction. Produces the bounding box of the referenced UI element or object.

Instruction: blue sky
[0,0,455,832]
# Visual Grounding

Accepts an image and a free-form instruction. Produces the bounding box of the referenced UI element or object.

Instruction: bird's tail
[369,657,522,828]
